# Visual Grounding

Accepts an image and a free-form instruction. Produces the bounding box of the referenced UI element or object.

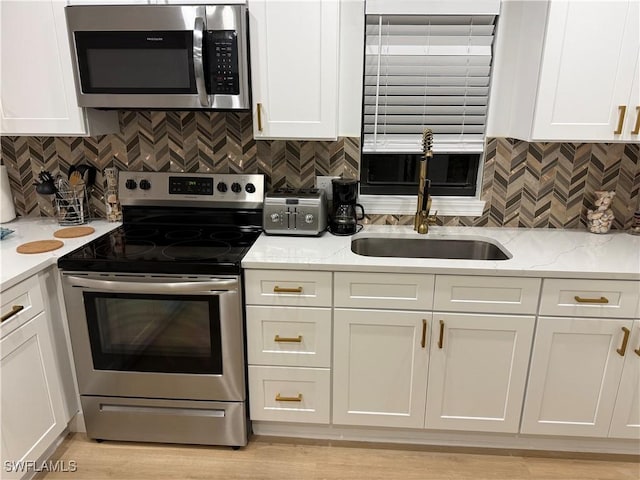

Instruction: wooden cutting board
[54,226,95,238]
[16,239,64,254]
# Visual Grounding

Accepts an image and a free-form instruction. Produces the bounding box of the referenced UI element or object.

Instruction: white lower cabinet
[248,366,330,424]
[425,313,535,433]
[609,321,640,439]
[521,317,633,437]
[246,269,640,449]
[0,312,67,480]
[245,270,332,425]
[332,308,430,428]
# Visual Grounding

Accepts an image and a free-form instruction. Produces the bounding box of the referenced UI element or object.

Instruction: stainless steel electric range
[58,172,264,448]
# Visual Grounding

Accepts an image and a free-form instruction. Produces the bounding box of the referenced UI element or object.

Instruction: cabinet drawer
[334,272,434,310]
[434,275,541,314]
[248,366,330,424]
[539,279,640,318]
[245,270,332,307]
[246,306,331,367]
[1,275,45,337]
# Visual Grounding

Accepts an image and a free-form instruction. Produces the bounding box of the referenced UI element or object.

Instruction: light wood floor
[38,433,639,480]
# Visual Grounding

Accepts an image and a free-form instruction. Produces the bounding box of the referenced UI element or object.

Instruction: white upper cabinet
[487,0,640,142]
[248,0,340,140]
[0,0,118,136]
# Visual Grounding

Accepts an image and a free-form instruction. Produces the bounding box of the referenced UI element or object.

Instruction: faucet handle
[427,210,438,225]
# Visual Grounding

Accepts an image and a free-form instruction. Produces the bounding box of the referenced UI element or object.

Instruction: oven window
[83,293,222,374]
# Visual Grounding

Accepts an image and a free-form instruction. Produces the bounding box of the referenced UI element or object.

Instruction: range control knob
[245,183,256,193]
[305,213,314,224]
[125,179,137,190]
[139,179,151,190]
[217,182,228,193]
[270,213,280,223]
[231,182,242,193]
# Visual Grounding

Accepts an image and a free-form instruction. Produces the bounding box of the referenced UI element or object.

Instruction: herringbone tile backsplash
[1,112,639,229]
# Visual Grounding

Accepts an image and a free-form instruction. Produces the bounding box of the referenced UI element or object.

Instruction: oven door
[61,273,245,402]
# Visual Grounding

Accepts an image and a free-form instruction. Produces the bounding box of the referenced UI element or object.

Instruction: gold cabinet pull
[634,345,640,357]
[275,393,302,402]
[617,327,631,356]
[421,319,427,349]
[273,286,303,293]
[257,102,263,132]
[614,105,627,134]
[574,295,609,304]
[1,305,24,322]
[632,106,640,135]
[274,335,302,343]
[438,320,445,349]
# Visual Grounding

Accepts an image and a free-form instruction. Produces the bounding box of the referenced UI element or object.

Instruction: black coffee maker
[329,178,365,235]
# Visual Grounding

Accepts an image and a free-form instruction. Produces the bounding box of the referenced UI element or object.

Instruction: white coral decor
[587,190,615,234]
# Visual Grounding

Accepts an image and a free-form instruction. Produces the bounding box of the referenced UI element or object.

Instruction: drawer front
[1,275,45,337]
[540,279,640,318]
[245,270,332,307]
[248,366,330,424]
[434,275,541,314]
[246,306,332,368]
[334,272,434,310]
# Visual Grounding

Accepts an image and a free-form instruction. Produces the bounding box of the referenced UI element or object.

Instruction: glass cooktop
[58,223,262,275]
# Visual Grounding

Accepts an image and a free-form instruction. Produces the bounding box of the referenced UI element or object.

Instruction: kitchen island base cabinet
[521,317,634,438]
[332,309,430,429]
[425,313,535,433]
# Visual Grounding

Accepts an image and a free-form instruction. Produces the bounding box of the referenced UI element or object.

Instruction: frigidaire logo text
[146,37,164,41]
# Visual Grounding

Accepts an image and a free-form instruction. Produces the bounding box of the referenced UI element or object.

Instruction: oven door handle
[65,276,237,294]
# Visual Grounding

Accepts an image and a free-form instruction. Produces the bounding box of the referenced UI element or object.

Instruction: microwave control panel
[206,30,239,95]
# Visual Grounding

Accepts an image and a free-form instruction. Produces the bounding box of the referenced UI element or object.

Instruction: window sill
[359,195,486,217]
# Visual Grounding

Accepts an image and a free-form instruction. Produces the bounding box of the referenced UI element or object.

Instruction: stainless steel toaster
[263,188,327,235]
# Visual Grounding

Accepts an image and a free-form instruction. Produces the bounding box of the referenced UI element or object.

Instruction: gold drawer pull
[257,102,263,132]
[574,295,609,304]
[1,305,24,322]
[421,319,427,349]
[274,335,302,343]
[617,327,631,356]
[632,106,640,135]
[614,105,626,134]
[275,393,302,402]
[634,345,640,357]
[438,320,445,349]
[273,286,303,293]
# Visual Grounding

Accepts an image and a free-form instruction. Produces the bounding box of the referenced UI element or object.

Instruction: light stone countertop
[242,225,640,280]
[0,217,121,291]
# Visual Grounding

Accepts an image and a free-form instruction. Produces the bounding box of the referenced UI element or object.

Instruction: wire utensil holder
[56,186,90,225]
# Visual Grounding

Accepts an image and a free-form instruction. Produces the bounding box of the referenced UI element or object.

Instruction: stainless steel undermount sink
[351,236,512,261]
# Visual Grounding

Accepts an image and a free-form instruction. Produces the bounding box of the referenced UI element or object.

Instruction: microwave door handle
[193,16,209,107]
[64,276,237,294]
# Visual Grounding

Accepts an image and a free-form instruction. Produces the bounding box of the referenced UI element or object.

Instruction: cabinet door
[425,313,535,433]
[333,309,430,428]
[609,320,640,439]
[533,0,639,141]
[521,317,631,437]
[0,0,90,135]
[0,312,66,479]
[248,0,339,139]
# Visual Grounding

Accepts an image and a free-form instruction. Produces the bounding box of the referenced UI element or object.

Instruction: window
[359,12,497,213]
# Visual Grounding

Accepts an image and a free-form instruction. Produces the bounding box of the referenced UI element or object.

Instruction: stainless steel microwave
[65,3,250,110]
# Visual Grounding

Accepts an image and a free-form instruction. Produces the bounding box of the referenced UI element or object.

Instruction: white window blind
[363,15,496,154]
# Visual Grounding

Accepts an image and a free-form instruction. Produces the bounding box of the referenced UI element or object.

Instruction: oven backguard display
[83,292,222,374]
